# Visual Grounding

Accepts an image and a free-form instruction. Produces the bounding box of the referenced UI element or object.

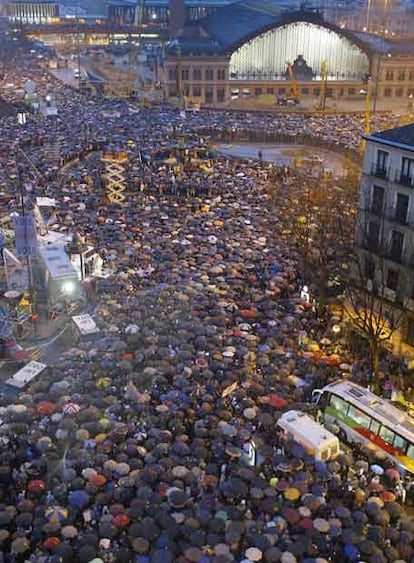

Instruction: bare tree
[343,204,405,393]
[277,173,357,316]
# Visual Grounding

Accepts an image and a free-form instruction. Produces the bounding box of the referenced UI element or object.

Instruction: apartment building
[357,123,414,356]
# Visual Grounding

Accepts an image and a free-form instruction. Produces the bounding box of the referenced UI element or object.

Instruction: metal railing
[370,163,389,179]
[394,169,414,188]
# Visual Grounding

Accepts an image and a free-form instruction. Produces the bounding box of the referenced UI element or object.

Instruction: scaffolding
[101,150,128,204]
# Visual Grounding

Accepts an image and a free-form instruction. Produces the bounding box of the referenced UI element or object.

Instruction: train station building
[163,2,414,108]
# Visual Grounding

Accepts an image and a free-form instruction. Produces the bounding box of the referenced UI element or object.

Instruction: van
[71,314,100,342]
[2,361,47,396]
[277,410,340,461]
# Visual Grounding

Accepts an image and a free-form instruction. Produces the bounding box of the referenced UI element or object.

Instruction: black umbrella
[77,544,97,563]
[168,489,188,508]
[14,512,33,528]
[151,548,173,563]
[384,501,403,520]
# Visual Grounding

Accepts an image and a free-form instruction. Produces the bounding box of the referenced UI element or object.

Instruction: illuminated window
[347,405,371,429]
[329,394,348,414]
[393,434,408,452]
[379,425,394,444]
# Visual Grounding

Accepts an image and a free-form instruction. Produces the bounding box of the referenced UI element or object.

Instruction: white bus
[277,410,340,461]
[312,380,414,474]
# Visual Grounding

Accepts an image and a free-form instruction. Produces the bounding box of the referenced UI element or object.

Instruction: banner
[13,214,38,258]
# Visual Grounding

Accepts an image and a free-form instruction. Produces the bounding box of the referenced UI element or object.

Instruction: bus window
[330,394,348,414]
[369,419,380,434]
[347,405,371,429]
[393,434,408,452]
[407,444,414,459]
[379,425,395,444]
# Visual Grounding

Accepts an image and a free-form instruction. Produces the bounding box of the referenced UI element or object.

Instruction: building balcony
[394,169,414,188]
[371,164,389,180]
[384,209,408,226]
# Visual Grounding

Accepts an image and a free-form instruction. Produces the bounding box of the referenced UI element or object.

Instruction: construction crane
[278,61,300,106]
[318,59,328,110]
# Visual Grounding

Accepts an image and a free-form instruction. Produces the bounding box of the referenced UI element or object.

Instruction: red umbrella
[282,506,301,525]
[113,513,130,528]
[300,518,314,530]
[28,480,46,493]
[43,537,61,550]
[380,491,396,503]
[37,402,56,416]
[385,468,400,481]
[240,309,258,318]
[267,394,288,409]
[89,474,106,487]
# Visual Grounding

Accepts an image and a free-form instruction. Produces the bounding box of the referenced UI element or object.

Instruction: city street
[0,29,413,563]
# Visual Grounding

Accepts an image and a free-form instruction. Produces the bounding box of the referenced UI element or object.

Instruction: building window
[365,256,375,279]
[266,87,274,94]
[371,185,385,214]
[279,88,286,95]
[348,87,355,95]
[396,87,404,97]
[254,88,262,96]
[193,85,201,97]
[397,70,405,81]
[409,70,414,81]
[217,69,226,80]
[385,70,394,80]
[205,69,214,81]
[376,150,389,175]
[217,87,225,102]
[386,268,399,291]
[205,86,213,103]
[384,87,392,97]
[168,69,177,81]
[395,193,409,223]
[401,157,414,185]
[193,68,202,81]
[181,69,189,81]
[390,230,404,262]
[301,87,309,95]
[367,221,380,250]
[313,88,320,96]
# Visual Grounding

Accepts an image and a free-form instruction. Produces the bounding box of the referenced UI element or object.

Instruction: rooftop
[368,122,414,148]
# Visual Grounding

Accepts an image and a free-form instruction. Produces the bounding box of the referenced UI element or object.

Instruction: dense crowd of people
[0,34,413,563]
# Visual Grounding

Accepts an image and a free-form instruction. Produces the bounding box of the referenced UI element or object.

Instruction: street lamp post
[15,165,38,333]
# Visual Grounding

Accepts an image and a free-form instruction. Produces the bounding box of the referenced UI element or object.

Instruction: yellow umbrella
[269,477,279,488]
[284,487,301,501]
[96,377,111,388]
[98,418,111,429]
[76,429,90,441]
[94,433,108,443]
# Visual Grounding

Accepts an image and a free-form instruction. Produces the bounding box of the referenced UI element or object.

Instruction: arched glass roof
[229,21,370,81]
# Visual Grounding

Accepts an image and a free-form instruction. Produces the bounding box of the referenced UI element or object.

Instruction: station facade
[163,8,414,108]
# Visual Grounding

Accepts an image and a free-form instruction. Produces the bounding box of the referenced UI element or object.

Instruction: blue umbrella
[343,544,360,560]
[370,464,384,476]
[68,489,90,508]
